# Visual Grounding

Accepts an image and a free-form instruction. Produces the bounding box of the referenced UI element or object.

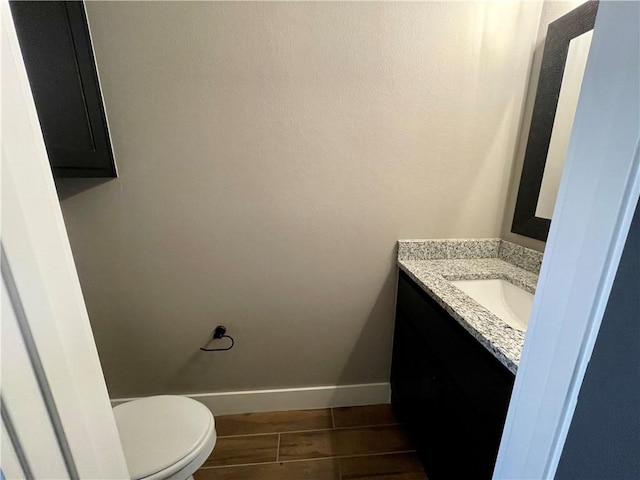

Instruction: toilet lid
[113,395,214,479]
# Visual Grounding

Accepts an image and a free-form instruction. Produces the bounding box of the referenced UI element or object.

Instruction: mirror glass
[535,30,593,219]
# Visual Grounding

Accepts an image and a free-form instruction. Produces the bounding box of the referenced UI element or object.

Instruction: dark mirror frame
[512,0,599,241]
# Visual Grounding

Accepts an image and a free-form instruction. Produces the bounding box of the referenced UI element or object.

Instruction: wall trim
[111,383,391,416]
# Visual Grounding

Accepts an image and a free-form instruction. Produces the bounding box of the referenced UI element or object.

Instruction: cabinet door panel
[393,310,499,480]
[393,271,516,479]
[391,312,443,420]
[10,1,116,177]
[391,311,449,479]
[398,271,514,432]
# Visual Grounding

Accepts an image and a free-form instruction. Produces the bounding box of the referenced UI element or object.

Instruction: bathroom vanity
[391,239,541,479]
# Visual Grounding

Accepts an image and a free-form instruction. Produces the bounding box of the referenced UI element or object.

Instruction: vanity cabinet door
[397,271,515,430]
[10,1,116,178]
[392,270,516,479]
[391,309,501,479]
[391,310,450,478]
[391,311,443,422]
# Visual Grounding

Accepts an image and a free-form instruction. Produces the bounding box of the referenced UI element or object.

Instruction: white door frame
[1,1,129,477]
[494,1,640,478]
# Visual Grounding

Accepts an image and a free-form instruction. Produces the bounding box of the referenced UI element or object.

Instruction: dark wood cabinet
[391,270,515,479]
[10,1,116,178]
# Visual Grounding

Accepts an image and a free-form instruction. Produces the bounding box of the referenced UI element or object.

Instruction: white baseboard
[111,382,391,416]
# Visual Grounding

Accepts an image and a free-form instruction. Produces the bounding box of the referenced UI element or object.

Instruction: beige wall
[500,0,588,251]
[57,1,541,398]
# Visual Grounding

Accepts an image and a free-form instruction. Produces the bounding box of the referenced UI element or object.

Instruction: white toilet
[113,395,217,480]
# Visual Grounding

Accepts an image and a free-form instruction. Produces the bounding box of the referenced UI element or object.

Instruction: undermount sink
[450,279,533,331]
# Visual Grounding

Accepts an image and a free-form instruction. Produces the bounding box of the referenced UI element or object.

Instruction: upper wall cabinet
[10,1,116,178]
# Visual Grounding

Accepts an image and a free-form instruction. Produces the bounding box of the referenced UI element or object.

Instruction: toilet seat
[114,395,216,480]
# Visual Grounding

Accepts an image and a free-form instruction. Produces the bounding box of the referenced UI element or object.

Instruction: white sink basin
[450,279,533,331]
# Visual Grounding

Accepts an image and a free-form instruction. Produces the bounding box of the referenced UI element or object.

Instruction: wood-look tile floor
[195,404,428,480]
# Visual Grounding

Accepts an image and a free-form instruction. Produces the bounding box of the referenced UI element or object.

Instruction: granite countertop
[397,239,542,374]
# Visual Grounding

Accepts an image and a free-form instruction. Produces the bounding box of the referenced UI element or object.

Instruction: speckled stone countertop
[397,239,543,374]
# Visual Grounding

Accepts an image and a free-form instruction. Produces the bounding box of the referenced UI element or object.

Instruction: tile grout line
[331,408,335,429]
[216,422,401,439]
[277,448,418,465]
[200,449,418,470]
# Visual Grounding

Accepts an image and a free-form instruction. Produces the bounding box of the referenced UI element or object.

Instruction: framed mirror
[512,1,599,241]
